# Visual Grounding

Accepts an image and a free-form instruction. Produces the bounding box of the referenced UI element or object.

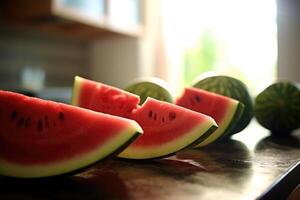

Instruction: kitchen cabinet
[0,0,143,39]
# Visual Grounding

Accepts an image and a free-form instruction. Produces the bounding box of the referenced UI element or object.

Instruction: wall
[0,27,89,90]
[277,0,300,82]
[89,0,160,89]
[89,37,140,88]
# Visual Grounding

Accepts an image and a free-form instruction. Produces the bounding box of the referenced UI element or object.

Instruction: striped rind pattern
[126,81,173,105]
[254,82,300,133]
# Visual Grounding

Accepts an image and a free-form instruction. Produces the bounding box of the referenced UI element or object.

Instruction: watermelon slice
[193,75,253,135]
[0,90,142,178]
[72,76,140,118]
[176,87,244,147]
[72,76,218,159]
[119,98,218,159]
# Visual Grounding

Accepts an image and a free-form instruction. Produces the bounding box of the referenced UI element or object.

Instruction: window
[162,0,277,94]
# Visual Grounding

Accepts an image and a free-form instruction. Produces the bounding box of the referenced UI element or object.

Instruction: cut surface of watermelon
[72,76,140,118]
[176,87,244,147]
[0,90,142,178]
[72,77,218,159]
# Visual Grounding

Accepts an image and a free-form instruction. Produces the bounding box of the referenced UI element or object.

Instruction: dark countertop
[0,121,299,200]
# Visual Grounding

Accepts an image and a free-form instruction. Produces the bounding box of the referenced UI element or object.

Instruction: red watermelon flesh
[72,77,218,159]
[72,76,140,118]
[0,90,142,178]
[176,87,244,147]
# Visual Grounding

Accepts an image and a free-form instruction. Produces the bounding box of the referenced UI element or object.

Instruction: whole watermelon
[254,81,300,134]
[125,77,174,105]
[193,75,253,135]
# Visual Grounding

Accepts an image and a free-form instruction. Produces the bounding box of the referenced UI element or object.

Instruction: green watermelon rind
[254,81,300,133]
[193,75,253,135]
[118,125,217,160]
[125,78,174,105]
[118,117,218,159]
[195,101,244,147]
[217,102,244,140]
[71,76,82,106]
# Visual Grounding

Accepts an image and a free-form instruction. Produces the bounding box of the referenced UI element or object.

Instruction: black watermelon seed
[162,117,165,123]
[44,116,49,128]
[37,120,43,132]
[148,110,153,118]
[25,117,31,128]
[58,112,64,120]
[17,117,25,128]
[169,112,176,121]
[11,110,17,120]
[195,95,201,103]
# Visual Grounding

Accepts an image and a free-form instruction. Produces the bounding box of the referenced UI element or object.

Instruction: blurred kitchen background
[0,0,299,103]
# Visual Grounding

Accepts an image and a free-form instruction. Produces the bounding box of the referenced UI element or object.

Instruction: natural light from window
[162,0,277,95]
